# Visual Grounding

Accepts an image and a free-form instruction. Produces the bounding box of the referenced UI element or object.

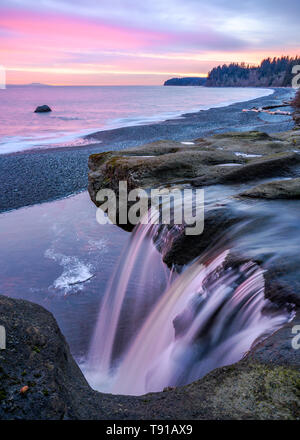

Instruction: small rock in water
[34,105,52,113]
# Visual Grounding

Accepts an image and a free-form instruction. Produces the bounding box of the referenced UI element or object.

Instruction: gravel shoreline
[0,88,295,213]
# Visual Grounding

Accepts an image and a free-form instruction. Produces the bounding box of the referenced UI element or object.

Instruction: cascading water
[85,210,293,396]
[87,208,176,389]
[113,256,291,395]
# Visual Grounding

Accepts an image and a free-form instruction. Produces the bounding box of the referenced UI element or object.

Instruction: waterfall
[85,213,293,396]
[87,208,174,382]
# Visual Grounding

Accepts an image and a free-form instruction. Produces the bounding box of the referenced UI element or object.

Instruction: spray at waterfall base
[83,184,294,396]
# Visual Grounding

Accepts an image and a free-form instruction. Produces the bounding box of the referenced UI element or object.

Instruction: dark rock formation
[87,140,228,204]
[192,151,300,187]
[0,294,299,420]
[88,131,300,212]
[164,77,207,86]
[34,105,52,113]
[154,205,244,267]
[0,295,102,419]
[197,130,300,155]
[238,178,300,199]
[88,140,245,229]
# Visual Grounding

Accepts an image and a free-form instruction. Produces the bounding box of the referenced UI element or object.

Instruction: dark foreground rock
[0,294,299,420]
[34,105,52,113]
[0,295,101,419]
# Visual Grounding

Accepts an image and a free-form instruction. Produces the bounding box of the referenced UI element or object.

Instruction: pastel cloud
[0,8,170,50]
[0,0,299,85]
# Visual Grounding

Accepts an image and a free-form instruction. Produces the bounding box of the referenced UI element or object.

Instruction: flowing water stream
[0,189,296,396]
[85,205,293,396]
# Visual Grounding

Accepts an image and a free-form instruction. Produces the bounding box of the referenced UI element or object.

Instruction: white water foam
[234,152,263,158]
[45,248,94,294]
[0,128,101,155]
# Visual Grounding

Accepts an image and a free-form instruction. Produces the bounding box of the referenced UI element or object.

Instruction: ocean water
[0,85,273,154]
[0,191,128,357]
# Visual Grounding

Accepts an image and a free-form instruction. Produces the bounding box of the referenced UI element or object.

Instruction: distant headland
[164,77,207,86]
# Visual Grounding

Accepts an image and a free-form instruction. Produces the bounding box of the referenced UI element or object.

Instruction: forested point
[206,56,300,87]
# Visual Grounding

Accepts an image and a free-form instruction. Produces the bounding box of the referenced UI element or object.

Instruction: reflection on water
[0,192,128,358]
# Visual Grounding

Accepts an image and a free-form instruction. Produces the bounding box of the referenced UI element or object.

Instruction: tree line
[206,56,300,87]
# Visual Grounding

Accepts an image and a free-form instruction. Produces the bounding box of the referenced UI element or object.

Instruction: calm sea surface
[0,85,272,154]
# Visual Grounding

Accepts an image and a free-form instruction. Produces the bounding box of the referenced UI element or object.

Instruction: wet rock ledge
[0,294,299,420]
[88,129,300,306]
[88,130,300,202]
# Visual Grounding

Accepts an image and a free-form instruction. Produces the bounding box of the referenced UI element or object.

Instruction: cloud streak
[0,0,299,85]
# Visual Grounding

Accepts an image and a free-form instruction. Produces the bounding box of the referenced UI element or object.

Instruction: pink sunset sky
[1,0,299,85]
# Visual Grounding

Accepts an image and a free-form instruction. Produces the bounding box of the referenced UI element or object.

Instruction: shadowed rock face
[0,294,299,420]
[154,206,244,267]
